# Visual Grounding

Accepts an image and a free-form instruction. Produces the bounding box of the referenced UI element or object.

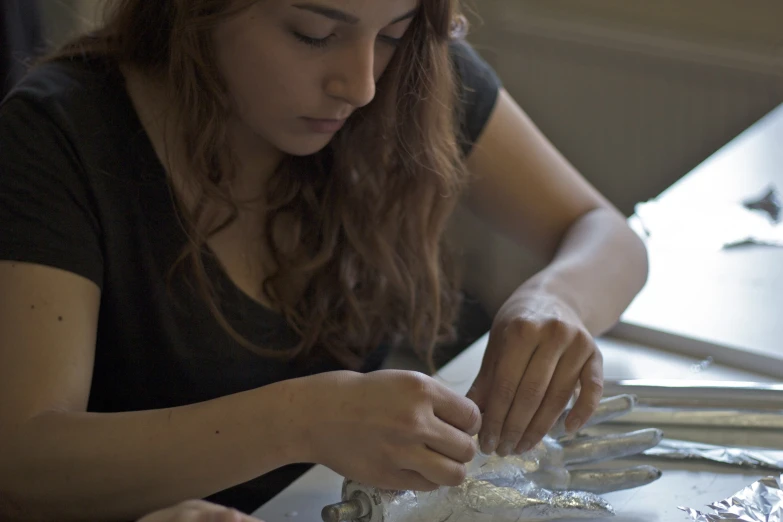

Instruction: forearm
[0,378,309,522]
[520,207,649,335]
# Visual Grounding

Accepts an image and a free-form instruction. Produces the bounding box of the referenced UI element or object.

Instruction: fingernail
[481,435,497,454]
[516,439,533,455]
[498,441,514,457]
[566,417,583,434]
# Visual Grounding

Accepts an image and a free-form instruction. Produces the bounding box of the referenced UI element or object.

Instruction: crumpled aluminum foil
[341,471,615,522]
[680,473,783,522]
[329,396,663,522]
[645,439,783,471]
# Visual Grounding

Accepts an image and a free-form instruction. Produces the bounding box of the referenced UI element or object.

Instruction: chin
[275,133,334,157]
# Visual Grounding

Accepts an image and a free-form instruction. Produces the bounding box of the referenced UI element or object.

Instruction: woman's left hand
[466,288,604,457]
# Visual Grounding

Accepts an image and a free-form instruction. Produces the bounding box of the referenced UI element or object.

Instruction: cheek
[216,32,313,125]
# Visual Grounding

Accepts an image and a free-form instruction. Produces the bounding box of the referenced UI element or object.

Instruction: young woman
[0,0,648,520]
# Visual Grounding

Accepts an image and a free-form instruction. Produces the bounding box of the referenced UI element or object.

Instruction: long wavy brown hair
[47,0,471,370]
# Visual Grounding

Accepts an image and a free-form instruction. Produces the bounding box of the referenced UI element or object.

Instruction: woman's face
[213,0,419,157]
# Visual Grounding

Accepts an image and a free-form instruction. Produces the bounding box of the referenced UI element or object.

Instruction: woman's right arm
[0,261,310,522]
[0,261,482,522]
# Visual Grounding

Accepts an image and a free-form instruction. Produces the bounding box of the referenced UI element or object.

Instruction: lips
[302,117,348,134]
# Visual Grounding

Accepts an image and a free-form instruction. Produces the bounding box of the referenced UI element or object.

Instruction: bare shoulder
[0,261,100,423]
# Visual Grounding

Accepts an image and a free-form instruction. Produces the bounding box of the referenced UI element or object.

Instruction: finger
[549,394,637,439]
[478,321,540,454]
[142,501,241,522]
[561,428,664,466]
[466,334,501,413]
[567,466,663,494]
[376,469,440,492]
[178,501,243,522]
[400,445,468,488]
[396,470,441,491]
[423,417,478,464]
[514,341,592,454]
[495,330,570,456]
[432,384,482,436]
[565,351,604,433]
[211,509,244,522]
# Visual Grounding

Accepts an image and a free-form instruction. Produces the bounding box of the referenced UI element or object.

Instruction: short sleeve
[449,40,502,157]
[0,96,104,286]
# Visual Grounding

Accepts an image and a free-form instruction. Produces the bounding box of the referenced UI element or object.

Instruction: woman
[0,0,648,521]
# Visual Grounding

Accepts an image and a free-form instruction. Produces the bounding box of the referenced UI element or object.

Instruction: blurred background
[3,0,783,314]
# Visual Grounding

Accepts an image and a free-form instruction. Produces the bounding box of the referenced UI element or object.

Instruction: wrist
[515,272,590,326]
[243,378,315,467]
[280,371,363,465]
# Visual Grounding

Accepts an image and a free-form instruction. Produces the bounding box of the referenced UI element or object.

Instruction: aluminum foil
[611,408,783,430]
[602,380,783,412]
[326,396,663,522]
[336,429,662,522]
[679,473,783,521]
[341,475,614,522]
[644,439,783,471]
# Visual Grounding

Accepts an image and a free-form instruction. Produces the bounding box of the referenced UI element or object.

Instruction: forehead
[276,0,420,24]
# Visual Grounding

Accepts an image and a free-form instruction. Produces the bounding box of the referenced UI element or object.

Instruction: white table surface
[613,103,783,377]
[252,334,780,522]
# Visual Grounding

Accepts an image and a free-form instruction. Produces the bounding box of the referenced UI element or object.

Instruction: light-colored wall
[455,0,783,313]
[466,0,783,215]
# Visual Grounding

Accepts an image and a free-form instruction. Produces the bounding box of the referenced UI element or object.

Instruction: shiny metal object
[321,395,663,522]
[644,438,783,471]
[321,495,371,522]
[602,380,783,411]
[680,473,783,521]
[613,407,783,430]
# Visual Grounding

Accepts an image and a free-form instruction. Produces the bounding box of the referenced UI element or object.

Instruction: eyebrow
[291,3,419,26]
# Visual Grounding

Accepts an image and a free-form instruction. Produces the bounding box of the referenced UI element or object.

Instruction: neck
[224,116,284,204]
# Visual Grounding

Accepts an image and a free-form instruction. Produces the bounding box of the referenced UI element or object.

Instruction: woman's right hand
[298,370,482,492]
[137,500,259,522]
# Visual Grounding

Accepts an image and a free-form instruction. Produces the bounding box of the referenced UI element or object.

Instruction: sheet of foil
[643,439,783,471]
[679,473,783,521]
[602,380,783,412]
[611,407,783,430]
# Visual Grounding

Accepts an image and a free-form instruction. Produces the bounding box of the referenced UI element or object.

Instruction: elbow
[624,215,650,298]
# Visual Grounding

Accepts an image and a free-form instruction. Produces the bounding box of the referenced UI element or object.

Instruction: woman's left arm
[463,89,649,457]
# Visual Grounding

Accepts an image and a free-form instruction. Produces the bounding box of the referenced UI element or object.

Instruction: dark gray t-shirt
[0,39,501,513]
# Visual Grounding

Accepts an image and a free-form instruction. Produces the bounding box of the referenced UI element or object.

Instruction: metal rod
[321,494,372,522]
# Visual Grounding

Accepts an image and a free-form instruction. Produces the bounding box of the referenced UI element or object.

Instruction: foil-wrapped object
[341,473,616,522]
[680,473,783,521]
[322,396,663,522]
[645,439,783,471]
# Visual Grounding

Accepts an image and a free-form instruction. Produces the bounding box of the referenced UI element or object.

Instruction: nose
[324,41,377,109]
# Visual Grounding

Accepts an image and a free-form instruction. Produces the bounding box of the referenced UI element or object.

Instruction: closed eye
[293,32,401,49]
[293,31,334,48]
[378,35,402,47]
